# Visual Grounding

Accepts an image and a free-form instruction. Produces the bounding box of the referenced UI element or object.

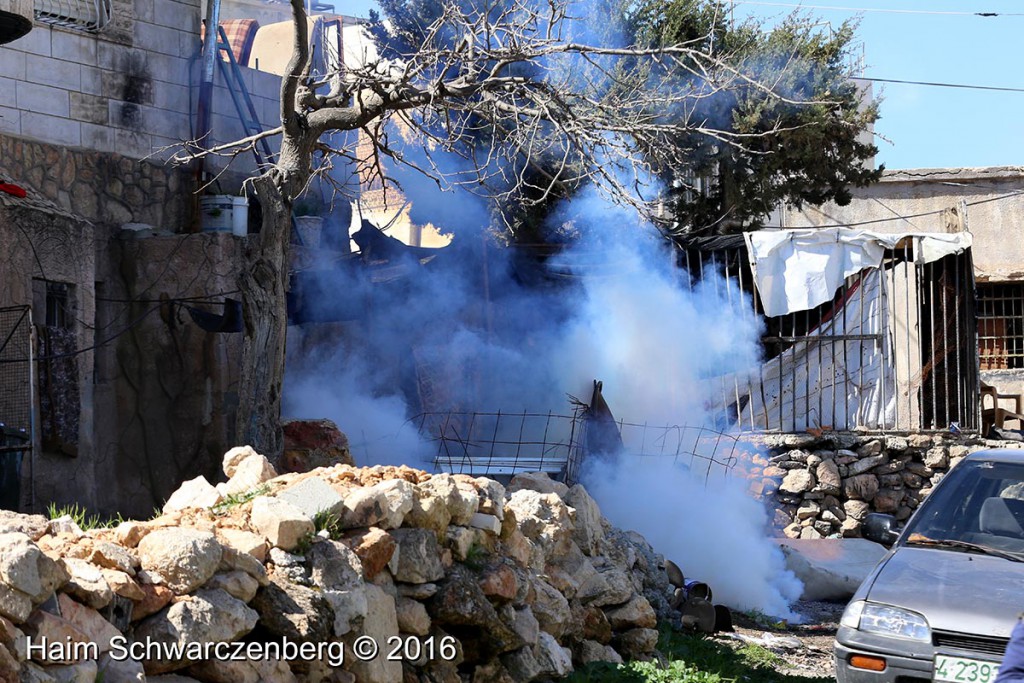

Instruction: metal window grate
[977,282,1024,370]
[35,0,111,32]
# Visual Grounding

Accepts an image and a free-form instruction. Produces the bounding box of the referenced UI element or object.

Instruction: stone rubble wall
[0,449,681,683]
[744,432,1021,539]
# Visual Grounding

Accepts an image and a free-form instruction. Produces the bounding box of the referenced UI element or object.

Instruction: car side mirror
[863,513,900,548]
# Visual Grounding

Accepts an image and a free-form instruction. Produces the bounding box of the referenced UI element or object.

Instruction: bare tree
[177,0,854,458]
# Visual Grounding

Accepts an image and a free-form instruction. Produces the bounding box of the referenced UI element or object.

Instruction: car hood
[866,546,1024,638]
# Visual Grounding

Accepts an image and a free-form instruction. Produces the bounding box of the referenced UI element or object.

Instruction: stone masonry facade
[746,431,1015,539]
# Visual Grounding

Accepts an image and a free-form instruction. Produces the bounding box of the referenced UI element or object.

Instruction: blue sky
[340,0,1023,171]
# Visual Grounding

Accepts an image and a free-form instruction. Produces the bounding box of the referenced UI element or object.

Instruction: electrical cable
[860,76,1024,94]
[733,2,1024,17]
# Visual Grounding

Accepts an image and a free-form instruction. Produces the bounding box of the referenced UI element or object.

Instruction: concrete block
[114,127,153,160]
[51,33,97,65]
[96,41,126,72]
[80,66,108,97]
[0,106,20,135]
[70,92,109,125]
[774,538,886,601]
[0,50,26,80]
[80,122,113,152]
[139,104,189,143]
[27,54,81,91]
[0,76,15,108]
[21,112,80,147]
[135,20,183,57]
[154,0,197,31]
[151,81,189,114]
[16,81,69,117]
[7,25,51,56]
[146,52,189,87]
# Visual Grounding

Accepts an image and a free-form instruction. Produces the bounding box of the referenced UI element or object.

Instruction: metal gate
[0,306,35,510]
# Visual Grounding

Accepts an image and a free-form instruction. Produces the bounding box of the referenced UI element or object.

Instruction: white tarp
[705,268,897,431]
[743,228,972,317]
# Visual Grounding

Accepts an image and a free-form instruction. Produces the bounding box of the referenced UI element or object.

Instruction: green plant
[312,509,343,539]
[567,626,832,683]
[463,542,490,571]
[741,608,788,631]
[211,484,271,515]
[46,502,122,531]
[293,531,317,555]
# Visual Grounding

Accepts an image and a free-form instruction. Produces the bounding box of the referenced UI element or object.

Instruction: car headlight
[842,601,930,642]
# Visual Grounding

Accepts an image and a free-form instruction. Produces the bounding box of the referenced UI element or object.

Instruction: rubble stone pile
[0,447,680,683]
[745,432,1011,538]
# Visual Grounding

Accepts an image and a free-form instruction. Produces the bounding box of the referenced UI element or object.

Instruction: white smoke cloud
[283,159,803,619]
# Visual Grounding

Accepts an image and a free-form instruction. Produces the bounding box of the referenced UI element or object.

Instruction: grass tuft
[567,626,832,683]
[46,502,123,531]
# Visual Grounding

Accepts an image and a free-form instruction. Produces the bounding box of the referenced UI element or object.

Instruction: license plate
[934,654,1000,683]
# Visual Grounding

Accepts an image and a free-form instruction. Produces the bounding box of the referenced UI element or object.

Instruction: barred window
[977,282,1024,370]
[35,0,111,32]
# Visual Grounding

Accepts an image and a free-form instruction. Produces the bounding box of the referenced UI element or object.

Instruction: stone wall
[0,132,193,229]
[0,461,674,682]
[746,431,1015,539]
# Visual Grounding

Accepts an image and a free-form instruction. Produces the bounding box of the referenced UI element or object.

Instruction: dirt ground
[714,600,845,680]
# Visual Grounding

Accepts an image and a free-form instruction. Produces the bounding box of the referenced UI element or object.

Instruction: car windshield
[901,459,1024,558]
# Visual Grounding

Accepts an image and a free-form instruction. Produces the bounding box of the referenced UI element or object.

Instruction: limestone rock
[249,496,314,552]
[130,583,174,622]
[134,588,258,674]
[55,594,120,654]
[322,588,368,636]
[603,595,657,630]
[137,529,223,594]
[308,539,363,590]
[814,460,842,494]
[0,512,48,541]
[508,472,569,498]
[215,528,268,563]
[873,488,904,513]
[472,477,506,521]
[924,446,949,469]
[848,454,889,477]
[396,596,431,636]
[505,491,573,563]
[99,567,144,601]
[250,575,333,642]
[843,474,880,502]
[88,542,137,576]
[371,479,415,529]
[276,477,346,521]
[222,445,261,478]
[219,453,277,497]
[280,418,353,473]
[0,533,67,603]
[162,476,222,513]
[41,659,98,682]
[23,611,89,663]
[341,528,395,580]
[343,584,402,683]
[0,583,31,624]
[470,513,502,536]
[779,470,815,495]
[390,529,445,584]
[533,632,573,677]
[565,485,604,556]
[529,578,571,638]
[613,627,658,658]
[59,559,110,610]
[218,545,269,586]
[205,571,259,603]
[407,482,453,535]
[575,640,623,666]
[427,567,523,656]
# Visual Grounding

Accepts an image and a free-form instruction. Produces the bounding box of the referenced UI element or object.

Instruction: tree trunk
[237,174,293,460]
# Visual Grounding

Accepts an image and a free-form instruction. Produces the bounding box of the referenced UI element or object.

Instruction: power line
[793,187,1024,229]
[861,76,1024,94]
[733,1,1024,17]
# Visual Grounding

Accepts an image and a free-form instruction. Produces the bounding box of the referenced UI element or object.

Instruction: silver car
[835,449,1024,683]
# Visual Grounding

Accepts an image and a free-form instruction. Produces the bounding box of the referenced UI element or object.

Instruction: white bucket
[230,196,249,236]
[200,196,233,232]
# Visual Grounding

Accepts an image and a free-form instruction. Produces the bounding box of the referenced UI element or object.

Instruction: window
[43,281,73,330]
[977,282,1024,370]
[35,0,111,32]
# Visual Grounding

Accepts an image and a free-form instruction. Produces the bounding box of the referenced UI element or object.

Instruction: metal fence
[682,241,979,433]
[0,306,35,510]
[416,408,745,485]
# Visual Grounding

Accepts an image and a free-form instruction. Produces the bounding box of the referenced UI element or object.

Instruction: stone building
[0,0,280,516]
